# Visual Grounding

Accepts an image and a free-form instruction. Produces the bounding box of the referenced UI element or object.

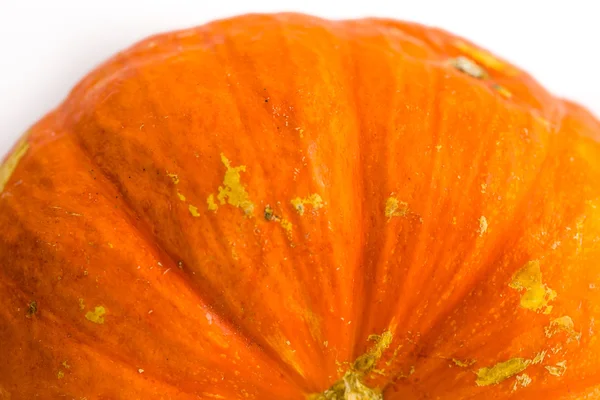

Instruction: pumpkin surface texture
[1,12,600,400]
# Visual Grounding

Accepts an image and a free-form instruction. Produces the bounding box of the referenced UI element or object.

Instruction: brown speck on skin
[26,301,37,318]
[264,204,279,221]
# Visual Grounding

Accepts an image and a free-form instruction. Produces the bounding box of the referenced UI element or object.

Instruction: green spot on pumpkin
[207,194,218,211]
[475,358,531,386]
[85,306,106,324]
[478,216,488,236]
[264,204,276,221]
[166,172,179,184]
[216,154,254,216]
[309,331,393,400]
[264,205,293,238]
[189,204,200,217]
[384,197,408,220]
[509,260,556,313]
[545,316,581,343]
[449,56,488,80]
[453,358,476,368]
[545,361,567,377]
[279,219,293,238]
[0,136,29,192]
[291,193,324,216]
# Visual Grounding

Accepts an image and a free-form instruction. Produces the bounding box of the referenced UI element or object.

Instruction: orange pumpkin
[1,13,599,400]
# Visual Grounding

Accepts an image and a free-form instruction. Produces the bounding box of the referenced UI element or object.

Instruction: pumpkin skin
[1,12,600,400]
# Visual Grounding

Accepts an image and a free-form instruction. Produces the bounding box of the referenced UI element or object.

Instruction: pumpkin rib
[392,87,564,327]
[66,128,312,394]
[65,22,342,388]
[261,19,337,376]
[383,131,558,387]
[341,20,381,357]
[386,145,594,398]
[385,63,445,334]
[0,136,242,396]
[393,93,506,336]
[46,128,306,397]
[214,29,325,389]
[342,17,444,352]
[217,21,340,387]
[0,248,196,397]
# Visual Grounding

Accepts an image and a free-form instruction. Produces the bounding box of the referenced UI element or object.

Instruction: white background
[1,1,599,156]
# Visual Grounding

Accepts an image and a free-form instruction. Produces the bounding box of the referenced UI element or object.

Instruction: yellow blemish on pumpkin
[177,192,186,201]
[479,216,488,236]
[189,204,200,217]
[574,217,585,255]
[385,197,408,220]
[385,345,403,367]
[215,154,254,216]
[264,205,293,238]
[202,394,226,399]
[453,359,476,367]
[291,193,324,216]
[481,183,487,193]
[62,361,70,369]
[545,361,567,377]
[455,40,513,74]
[57,370,65,379]
[532,350,547,365]
[166,172,179,184]
[493,84,513,99]
[279,219,293,237]
[534,114,552,130]
[449,56,488,79]
[509,260,556,313]
[551,344,563,354]
[310,331,393,400]
[207,194,218,211]
[0,136,29,192]
[475,358,531,386]
[78,298,85,310]
[545,316,581,343]
[512,373,532,391]
[85,306,106,324]
[107,242,113,249]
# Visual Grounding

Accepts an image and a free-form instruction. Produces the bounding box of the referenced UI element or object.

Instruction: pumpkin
[1,12,599,400]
